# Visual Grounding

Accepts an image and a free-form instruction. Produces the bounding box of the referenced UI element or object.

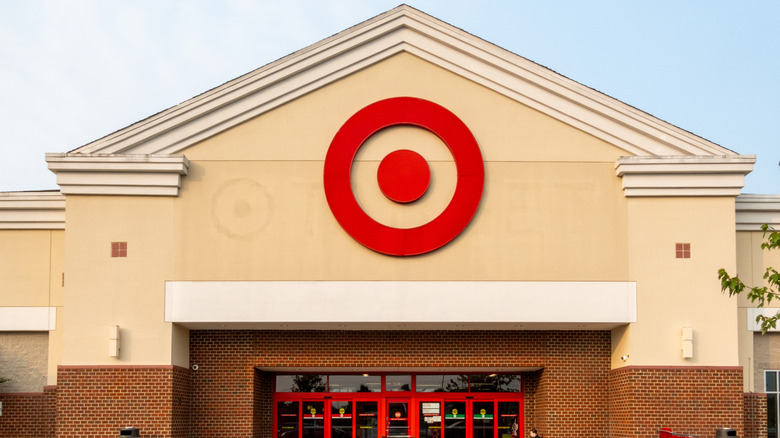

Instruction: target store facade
[1,6,777,438]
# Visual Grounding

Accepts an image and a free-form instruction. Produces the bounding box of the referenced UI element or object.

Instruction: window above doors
[275,374,522,394]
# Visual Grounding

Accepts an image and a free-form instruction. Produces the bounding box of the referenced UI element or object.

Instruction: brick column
[743,393,768,438]
[608,367,744,438]
[55,365,190,438]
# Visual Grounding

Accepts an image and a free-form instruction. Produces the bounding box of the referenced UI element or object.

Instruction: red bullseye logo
[377,149,430,204]
[323,97,484,256]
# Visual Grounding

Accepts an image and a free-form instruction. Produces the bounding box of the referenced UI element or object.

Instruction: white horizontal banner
[0,307,57,331]
[165,281,636,330]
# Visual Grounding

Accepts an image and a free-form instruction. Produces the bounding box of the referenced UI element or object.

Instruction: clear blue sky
[1,0,778,193]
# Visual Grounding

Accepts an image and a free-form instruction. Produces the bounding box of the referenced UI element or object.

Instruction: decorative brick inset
[608,366,745,438]
[111,241,127,257]
[676,243,691,259]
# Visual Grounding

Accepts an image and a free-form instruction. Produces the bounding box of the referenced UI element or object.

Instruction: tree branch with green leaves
[718,224,780,334]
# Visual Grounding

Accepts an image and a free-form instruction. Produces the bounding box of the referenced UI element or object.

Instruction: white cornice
[736,194,780,231]
[0,191,65,229]
[45,154,189,196]
[66,5,737,159]
[615,155,755,197]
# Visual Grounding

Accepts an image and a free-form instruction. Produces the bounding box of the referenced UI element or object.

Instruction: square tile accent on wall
[111,242,127,258]
[675,243,690,259]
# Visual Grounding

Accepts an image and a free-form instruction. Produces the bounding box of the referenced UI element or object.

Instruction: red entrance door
[303,401,325,438]
[443,401,467,438]
[387,398,412,438]
[356,401,379,438]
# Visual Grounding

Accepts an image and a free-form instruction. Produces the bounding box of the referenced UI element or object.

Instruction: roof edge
[736,193,780,230]
[0,191,65,230]
[45,153,189,197]
[615,155,755,197]
[65,5,740,159]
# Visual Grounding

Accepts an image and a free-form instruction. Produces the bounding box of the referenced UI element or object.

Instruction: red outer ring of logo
[323,97,484,256]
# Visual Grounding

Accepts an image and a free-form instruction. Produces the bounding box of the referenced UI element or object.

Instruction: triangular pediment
[46,5,754,198]
[63,5,737,158]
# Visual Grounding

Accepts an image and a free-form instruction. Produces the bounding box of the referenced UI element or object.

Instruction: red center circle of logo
[323,97,484,256]
[377,149,431,204]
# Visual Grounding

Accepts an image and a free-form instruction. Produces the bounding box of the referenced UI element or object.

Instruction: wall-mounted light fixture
[681,326,693,359]
[109,325,120,357]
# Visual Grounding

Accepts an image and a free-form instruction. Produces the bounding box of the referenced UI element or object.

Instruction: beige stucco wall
[57,53,631,367]
[0,332,48,393]
[0,229,63,386]
[60,196,182,366]
[737,230,780,391]
[176,52,629,281]
[47,322,62,385]
[612,197,740,368]
[173,161,627,281]
[736,230,780,304]
[0,230,63,307]
[50,52,742,371]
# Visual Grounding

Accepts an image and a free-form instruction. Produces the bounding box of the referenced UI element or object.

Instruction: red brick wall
[523,370,541,437]
[41,332,756,438]
[189,330,611,438]
[55,365,190,438]
[744,393,767,438]
[532,332,611,437]
[255,369,274,438]
[190,330,256,437]
[173,366,192,437]
[0,385,56,438]
[608,366,745,438]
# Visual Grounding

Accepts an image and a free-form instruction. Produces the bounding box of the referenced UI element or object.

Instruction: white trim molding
[736,194,780,231]
[0,307,57,331]
[747,307,780,332]
[68,5,737,159]
[615,155,755,197]
[164,281,637,330]
[0,191,65,229]
[45,154,189,196]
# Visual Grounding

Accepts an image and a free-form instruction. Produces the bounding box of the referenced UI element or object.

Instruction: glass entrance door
[419,401,442,438]
[497,402,519,438]
[278,401,300,438]
[443,401,466,438]
[303,401,325,438]
[331,401,353,438]
[357,401,379,438]
[275,373,523,438]
[471,402,493,438]
[387,399,412,438]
